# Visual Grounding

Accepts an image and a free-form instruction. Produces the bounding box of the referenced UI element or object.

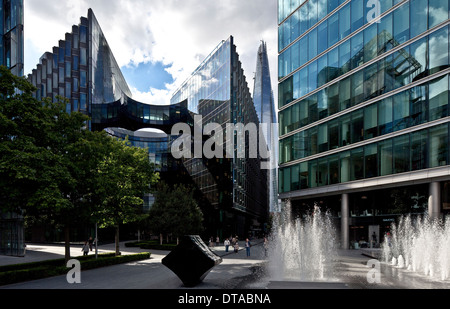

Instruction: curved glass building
[27,10,269,240]
[278,0,450,248]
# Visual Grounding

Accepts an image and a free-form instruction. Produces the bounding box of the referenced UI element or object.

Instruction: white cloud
[24,0,278,105]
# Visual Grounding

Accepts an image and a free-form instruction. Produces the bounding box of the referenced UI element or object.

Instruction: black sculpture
[162,235,222,287]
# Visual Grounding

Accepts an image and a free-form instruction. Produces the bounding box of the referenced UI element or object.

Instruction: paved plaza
[0,239,449,290]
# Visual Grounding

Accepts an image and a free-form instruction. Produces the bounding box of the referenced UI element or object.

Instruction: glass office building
[171,36,269,238]
[253,41,279,212]
[0,0,23,76]
[28,9,132,130]
[0,0,24,256]
[278,0,450,248]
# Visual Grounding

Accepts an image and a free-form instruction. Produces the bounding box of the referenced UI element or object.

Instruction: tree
[147,182,204,244]
[95,137,159,255]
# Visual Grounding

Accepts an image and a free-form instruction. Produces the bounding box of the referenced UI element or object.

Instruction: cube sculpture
[162,235,222,287]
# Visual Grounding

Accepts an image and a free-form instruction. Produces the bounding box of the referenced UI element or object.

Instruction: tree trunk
[160,233,163,245]
[64,225,71,263]
[115,225,120,256]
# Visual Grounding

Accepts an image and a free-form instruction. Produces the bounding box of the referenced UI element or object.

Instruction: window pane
[339,4,351,40]
[410,0,428,38]
[378,13,393,54]
[428,0,449,29]
[351,0,364,32]
[329,155,339,185]
[393,135,410,174]
[339,77,351,111]
[393,2,410,44]
[328,13,339,47]
[364,104,378,139]
[351,109,364,144]
[429,75,449,121]
[411,130,428,171]
[340,151,351,183]
[393,91,410,131]
[429,124,449,167]
[365,144,378,178]
[318,20,328,54]
[351,148,364,181]
[429,27,449,75]
[378,139,393,176]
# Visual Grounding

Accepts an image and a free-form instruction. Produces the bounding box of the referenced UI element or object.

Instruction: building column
[428,182,441,220]
[341,193,349,250]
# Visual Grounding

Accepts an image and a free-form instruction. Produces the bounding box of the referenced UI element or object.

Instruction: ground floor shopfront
[284,175,450,250]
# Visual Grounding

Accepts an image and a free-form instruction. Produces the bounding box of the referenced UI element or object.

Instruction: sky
[24,0,278,106]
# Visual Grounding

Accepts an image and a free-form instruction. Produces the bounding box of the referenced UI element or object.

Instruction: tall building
[0,0,23,76]
[0,0,24,257]
[278,0,450,248]
[253,41,279,212]
[27,11,268,240]
[171,36,269,238]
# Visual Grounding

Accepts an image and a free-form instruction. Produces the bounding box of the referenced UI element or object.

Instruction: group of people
[214,235,270,257]
[81,236,96,256]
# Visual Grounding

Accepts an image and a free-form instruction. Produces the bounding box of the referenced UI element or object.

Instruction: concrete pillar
[341,193,349,250]
[428,182,441,220]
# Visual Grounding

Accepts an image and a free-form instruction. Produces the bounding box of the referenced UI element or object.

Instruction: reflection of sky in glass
[171,38,231,113]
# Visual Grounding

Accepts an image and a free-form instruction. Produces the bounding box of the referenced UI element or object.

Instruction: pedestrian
[88,236,94,251]
[82,241,89,256]
[386,232,392,247]
[234,241,239,253]
[263,237,268,257]
[224,238,230,252]
[216,236,220,246]
[245,238,251,257]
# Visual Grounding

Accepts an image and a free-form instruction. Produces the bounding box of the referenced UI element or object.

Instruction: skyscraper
[0,0,23,76]
[171,36,269,238]
[253,41,279,212]
[278,0,450,248]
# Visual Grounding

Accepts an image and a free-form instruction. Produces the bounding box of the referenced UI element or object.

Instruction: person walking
[88,236,94,251]
[234,241,239,253]
[245,238,251,257]
[224,238,230,252]
[263,237,269,257]
[82,241,90,256]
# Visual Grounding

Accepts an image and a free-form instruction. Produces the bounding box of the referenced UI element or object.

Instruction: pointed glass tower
[253,41,279,212]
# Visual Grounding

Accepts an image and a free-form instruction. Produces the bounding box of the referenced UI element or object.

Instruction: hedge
[0,252,150,286]
[125,240,178,251]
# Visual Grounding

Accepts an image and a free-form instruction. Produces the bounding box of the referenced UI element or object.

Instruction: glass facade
[171,36,269,237]
[253,41,279,211]
[28,9,132,129]
[0,0,23,77]
[0,0,24,257]
[278,0,450,195]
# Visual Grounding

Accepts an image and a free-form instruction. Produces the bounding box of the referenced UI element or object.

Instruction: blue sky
[121,61,174,92]
[24,0,278,105]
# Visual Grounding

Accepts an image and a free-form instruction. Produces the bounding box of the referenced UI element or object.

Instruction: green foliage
[0,65,159,260]
[147,182,204,238]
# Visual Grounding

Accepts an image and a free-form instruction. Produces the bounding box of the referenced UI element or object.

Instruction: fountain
[382,214,450,281]
[267,200,338,282]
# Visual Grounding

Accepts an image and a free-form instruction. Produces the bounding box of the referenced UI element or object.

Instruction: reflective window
[430,124,449,167]
[429,75,449,121]
[393,135,410,174]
